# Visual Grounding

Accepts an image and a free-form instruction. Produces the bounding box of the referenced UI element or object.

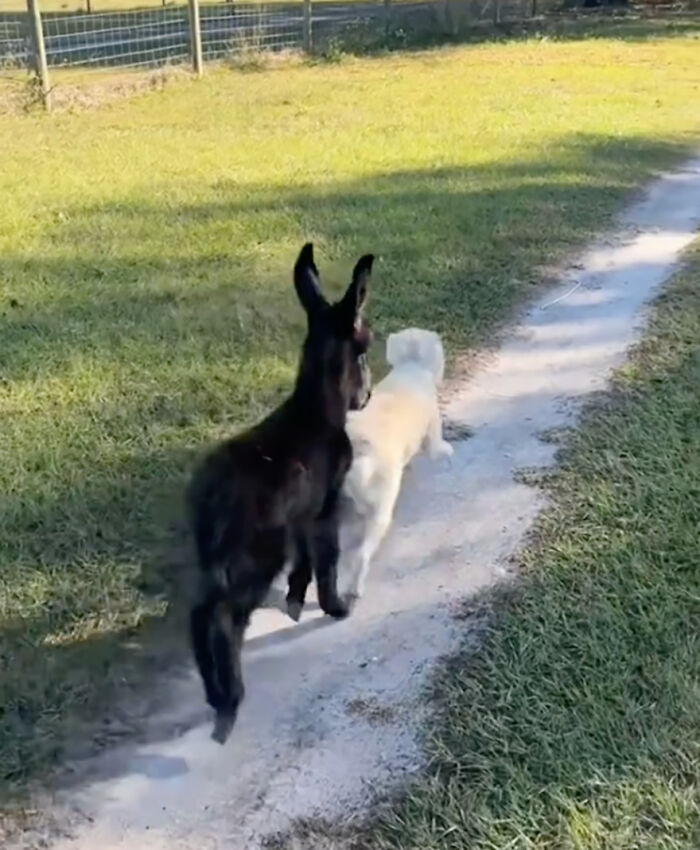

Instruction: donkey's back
[188,402,350,571]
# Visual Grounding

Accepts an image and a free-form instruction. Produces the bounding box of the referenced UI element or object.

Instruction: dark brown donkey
[188,243,374,743]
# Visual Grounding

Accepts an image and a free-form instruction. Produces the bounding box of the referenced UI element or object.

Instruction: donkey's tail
[190,572,247,744]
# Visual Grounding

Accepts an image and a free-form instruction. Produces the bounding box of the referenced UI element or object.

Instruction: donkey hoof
[211,709,237,745]
[324,600,350,620]
[286,599,303,622]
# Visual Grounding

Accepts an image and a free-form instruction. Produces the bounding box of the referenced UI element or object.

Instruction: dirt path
[34,158,700,850]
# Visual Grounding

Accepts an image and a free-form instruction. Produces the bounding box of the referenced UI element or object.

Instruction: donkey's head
[293,243,373,425]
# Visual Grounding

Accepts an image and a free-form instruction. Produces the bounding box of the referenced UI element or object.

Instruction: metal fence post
[26,0,50,109]
[303,0,312,53]
[188,0,203,76]
[493,0,500,24]
[384,0,392,38]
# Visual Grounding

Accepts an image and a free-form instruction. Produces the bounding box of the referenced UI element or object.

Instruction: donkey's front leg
[312,493,349,620]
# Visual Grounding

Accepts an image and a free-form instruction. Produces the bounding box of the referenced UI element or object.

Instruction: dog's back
[343,328,445,509]
[346,370,434,469]
[338,328,449,601]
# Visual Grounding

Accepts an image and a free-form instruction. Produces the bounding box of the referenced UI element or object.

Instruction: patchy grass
[369,246,700,848]
[1,32,700,799]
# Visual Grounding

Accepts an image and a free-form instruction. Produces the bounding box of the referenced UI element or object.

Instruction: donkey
[188,243,374,743]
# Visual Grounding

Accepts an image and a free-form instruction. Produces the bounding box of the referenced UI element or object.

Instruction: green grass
[1,31,700,800]
[367,247,700,849]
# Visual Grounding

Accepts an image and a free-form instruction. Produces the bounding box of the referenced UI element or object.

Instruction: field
[368,243,700,849]
[2,26,700,802]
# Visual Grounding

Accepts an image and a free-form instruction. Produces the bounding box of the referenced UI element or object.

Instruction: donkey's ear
[341,253,373,321]
[294,243,326,315]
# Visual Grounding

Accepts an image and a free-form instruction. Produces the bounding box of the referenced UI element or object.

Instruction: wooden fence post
[384,0,392,38]
[302,0,312,53]
[26,0,50,109]
[443,0,456,35]
[188,0,203,77]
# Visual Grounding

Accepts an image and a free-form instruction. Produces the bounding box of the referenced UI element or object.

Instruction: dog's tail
[386,328,445,385]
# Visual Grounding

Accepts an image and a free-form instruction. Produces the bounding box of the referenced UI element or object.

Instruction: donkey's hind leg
[191,543,285,744]
[210,605,248,744]
[286,534,312,623]
[190,584,227,712]
[312,493,350,620]
[190,585,249,744]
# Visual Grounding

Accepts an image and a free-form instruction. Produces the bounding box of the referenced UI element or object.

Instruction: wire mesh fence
[0,14,28,69]
[33,3,312,69]
[200,4,304,59]
[41,7,191,68]
[1,0,559,107]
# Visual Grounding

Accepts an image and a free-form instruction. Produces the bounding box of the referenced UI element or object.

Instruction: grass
[365,242,700,849]
[1,29,700,802]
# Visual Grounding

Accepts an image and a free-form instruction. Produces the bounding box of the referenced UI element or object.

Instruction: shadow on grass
[0,132,694,797]
[2,134,691,379]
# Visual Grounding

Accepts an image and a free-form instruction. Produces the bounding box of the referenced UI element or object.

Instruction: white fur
[339,328,452,601]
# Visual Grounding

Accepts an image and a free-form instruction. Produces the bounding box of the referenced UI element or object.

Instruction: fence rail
[1,0,553,107]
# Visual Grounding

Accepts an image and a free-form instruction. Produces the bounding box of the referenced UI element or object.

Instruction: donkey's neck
[292,368,348,432]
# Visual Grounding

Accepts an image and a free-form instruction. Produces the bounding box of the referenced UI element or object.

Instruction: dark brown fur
[188,243,373,743]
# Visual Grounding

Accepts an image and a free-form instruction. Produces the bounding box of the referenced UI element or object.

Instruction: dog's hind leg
[345,472,401,602]
[426,405,453,459]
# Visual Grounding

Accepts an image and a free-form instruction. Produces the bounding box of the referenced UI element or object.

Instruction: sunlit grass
[1,30,700,794]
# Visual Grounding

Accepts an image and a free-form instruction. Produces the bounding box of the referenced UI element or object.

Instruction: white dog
[338,327,453,602]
